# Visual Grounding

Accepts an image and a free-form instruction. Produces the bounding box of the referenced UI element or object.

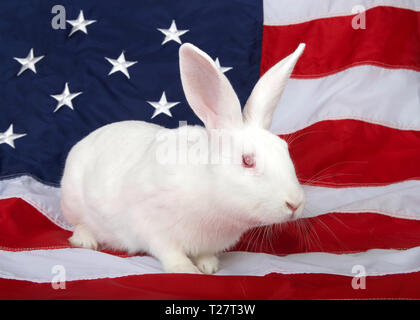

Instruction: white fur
[61,43,306,274]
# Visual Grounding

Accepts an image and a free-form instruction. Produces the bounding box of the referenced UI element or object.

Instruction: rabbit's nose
[286,201,302,214]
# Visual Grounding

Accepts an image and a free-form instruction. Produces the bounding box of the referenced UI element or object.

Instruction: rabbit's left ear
[179,43,243,130]
[243,43,305,130]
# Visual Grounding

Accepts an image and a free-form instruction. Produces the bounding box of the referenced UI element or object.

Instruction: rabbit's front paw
[162,255,202,274]
[194,254,219,274]
[69,225,98,250]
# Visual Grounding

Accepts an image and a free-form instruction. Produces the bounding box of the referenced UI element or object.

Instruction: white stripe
[1,246,420,282]
[1,176,420,230]
[270,66,420,134]
[264,0,420,26]
[303,180,420,220]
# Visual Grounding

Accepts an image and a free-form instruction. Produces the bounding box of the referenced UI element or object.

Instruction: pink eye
[242,154,255,168]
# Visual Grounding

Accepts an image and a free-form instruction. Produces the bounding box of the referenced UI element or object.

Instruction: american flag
[0,0,419,299]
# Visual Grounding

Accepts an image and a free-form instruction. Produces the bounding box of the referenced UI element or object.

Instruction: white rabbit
[60,43,306,274]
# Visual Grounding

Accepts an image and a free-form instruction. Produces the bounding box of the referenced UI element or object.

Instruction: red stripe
[262,6,420,78]
[0,198,130,257]
[281,119,420,187]
[0,198,72,251]
[3,198,420,256]
[235,212,420,255]
[1,271,420,299]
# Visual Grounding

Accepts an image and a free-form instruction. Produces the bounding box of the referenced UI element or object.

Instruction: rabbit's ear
[179,43,242,130]
[243,43,305,130]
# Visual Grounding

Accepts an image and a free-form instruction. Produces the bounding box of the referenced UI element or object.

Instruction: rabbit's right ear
[179,43,243,130]
[243,43,305,130]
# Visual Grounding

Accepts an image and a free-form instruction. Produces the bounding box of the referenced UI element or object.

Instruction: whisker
[251,227,263,252]
[303,160,368,185]
[304,219,323,251]
[287,129,326,146]
[302,172,363,185]
[245,227,259,252]
[304,205,348,251]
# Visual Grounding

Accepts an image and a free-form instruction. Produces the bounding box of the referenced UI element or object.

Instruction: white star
[105,51,138,79]
[50,82,83,112]
[147,92,180,118]
[13,48,44,76]
[0,124,27,149]
[214,58,232,73]
[157,20,189,45]
[66,10,96,37]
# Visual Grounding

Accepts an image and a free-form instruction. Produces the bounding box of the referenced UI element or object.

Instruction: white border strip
[270,66,420,134]
[1,176,420,232]
[1,246,420,282]
[264,0,420,26]
[0,175,71,231]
